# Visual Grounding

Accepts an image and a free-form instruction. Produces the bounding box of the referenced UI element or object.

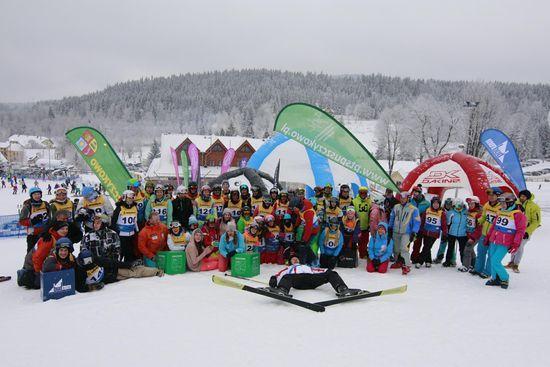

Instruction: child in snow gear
[186,229,217,272]
[338,207,360,268]
[127,179,147,227]
[42,237,76,273]
[267,256,361,297]
[218,222,245,271]
[324,196,343,227]
[418,196,447,268]
[289,197,321,266]
[369,196,387,237]
[49,186,74,222]
[186,181,199,201]
[459,196,482,272]
[388,192,420,275]
[167,221,190,251]
[367,222,394,273]
[76,186,113,232]
[237,206,254,233]
[211,184,226,218]
[410,186,430,264]
[225,189,242,220]
[507,189,541,273]
[112,190,139,262]
[254,196,274,218]
[187,215,199,233]
[434,198,455,264]
[244,221,262,252]
[474,188,501,278]
[250,185,264,212]
[280,213,297,262]
[273,190,290,224]
[269,187,279,203]
[240,184,251,208]
[172,185,194,229]
[445,199,469,268]
[19,187,51,253]
[195,185,215,223]
[218,208,236,236]
[144,184,173,226]
[75,249,105,292]
[338,184,353,213]
[318,217,344,269]
[485,192,527,289]
[262,215,281,264]
[352,186,372,259]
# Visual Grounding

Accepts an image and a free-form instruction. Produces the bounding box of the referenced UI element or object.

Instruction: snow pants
[117,265,161,280]
[410,234,424,264]
[319,254,338,269]
[436,239,456,262]
[120,235,137,262]
[489,243,509,282]
[358,230,370,259]
[446,235,467,264]
[462,240,477,268]
[261,251,279,264]
[511,238,530,265]
[366,260,389,273]
[474,236,491,276]
[393,233,411,266]
[419,236,437,265]
[277,269,345,292]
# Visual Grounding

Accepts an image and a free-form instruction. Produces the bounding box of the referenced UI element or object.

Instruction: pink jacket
[486,208,526,249]
[369,204,387,236]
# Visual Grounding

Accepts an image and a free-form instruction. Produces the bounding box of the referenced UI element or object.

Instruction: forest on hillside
[0,69,548,163]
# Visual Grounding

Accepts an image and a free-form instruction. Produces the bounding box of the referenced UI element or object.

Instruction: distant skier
[21,181,27,193]
[47,184,52,195]
[1,178,5,188]
[266,255,361,297]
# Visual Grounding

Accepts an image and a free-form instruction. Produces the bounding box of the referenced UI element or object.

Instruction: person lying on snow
[265,255,361,298]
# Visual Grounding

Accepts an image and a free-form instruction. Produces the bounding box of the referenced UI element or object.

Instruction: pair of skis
[212,275,407,313]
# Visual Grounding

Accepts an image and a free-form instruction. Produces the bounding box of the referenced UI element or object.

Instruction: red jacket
[32,228,63,272]
[293,199,319,243]
[201,223,220,247]
[138,222,168,259]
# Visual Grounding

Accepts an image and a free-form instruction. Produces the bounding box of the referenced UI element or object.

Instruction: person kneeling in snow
[367,222,393,273]
[186,229,217,272]
[218,222,245,271]
[266,255,361,297]
[75,249,105,292]
[318,217,343,269]
[42,237,76,273]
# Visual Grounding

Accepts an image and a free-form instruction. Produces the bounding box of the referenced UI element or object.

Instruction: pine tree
[145,139,161,167]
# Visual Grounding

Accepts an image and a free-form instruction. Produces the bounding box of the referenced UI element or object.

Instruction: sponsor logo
[485,138,509,163]
[76,130,98,157]
[421,170,462,184]
[48,278,72,294]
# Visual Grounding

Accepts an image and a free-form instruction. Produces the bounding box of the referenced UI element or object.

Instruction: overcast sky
[1,0,548,103]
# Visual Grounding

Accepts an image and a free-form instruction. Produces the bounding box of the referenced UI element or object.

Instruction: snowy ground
[0,182,548,367]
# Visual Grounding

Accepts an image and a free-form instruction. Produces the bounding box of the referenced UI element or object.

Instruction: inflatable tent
[401,152,518,204]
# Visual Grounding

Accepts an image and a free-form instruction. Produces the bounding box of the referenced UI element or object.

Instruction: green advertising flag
[180,150,189,187]
[274,103,399,192]
[66,127,132,200]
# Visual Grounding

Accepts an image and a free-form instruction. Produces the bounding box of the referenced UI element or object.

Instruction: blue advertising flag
[480,129,526,190]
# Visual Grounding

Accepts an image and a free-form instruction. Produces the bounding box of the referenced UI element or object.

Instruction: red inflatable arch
[401,152,518,204]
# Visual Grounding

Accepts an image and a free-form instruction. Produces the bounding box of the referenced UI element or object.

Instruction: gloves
[30,215,42,225]
[523,233,529,240]
[227,250,236,258]
[269,276,277,288]
[409,233,416,243]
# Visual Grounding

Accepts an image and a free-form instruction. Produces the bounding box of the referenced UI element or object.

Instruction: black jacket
[172,197,194,228]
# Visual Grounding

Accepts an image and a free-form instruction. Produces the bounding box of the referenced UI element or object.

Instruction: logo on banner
[75,130,98,157]
[485,138,509,163]
[48,278,72,294]
[421,170,461,184]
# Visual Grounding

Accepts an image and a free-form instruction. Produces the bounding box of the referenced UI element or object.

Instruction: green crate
[231,252,260,278]
[156,251,187,275]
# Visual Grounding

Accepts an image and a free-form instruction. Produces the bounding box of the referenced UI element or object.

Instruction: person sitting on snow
[218,222,246,272]
[186,229,217,272]
[42,237,76,273]
[367,222,394,273]
[167,221,191,251]
[266,255,361,297]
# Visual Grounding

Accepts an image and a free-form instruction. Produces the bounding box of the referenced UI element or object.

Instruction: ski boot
[425,262,432,268]
[442,261,452,268]
[402,265,411,275]
[264,287,292,297]
[414,263,421,269]
[479,273,489,279]
[433,256,443,264]
[504,262,514,269]
[469,268,479,276]
[485,278,501,286]
[500,280,509,289]
[336,285,362,298]
[457,265,469,272]
[512,265,520,273]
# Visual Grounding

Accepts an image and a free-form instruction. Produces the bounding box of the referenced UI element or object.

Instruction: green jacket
[522,195,541,236]
[352,196,372,231]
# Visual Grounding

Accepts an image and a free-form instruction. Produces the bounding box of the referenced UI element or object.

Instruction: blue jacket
[389,203,421,235]
[318,228,343,257]
[218,231,245,257]
[447,208,468,237]
[368,222,394,262]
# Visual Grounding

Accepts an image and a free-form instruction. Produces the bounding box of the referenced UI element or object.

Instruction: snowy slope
[1,183,549,367]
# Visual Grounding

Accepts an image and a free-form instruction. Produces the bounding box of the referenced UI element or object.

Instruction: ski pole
[223,273,268,285]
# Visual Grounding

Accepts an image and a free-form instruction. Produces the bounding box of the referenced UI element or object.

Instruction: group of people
[14,176,540,295]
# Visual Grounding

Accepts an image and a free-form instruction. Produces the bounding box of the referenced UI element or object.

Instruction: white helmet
[176,185,187,194]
